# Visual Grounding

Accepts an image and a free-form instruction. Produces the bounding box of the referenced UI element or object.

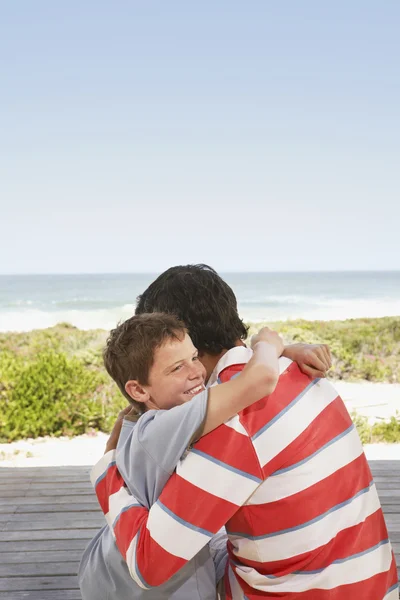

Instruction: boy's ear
[125,380,150,405]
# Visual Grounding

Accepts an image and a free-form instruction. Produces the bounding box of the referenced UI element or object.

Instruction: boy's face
[143,333,206,410]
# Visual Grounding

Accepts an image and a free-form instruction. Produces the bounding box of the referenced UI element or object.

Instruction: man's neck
[202,339,246,383]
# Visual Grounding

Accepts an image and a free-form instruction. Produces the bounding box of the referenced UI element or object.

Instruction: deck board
[0,461,399,599]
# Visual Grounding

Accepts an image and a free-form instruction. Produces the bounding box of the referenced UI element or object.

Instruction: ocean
[0,271,399,333]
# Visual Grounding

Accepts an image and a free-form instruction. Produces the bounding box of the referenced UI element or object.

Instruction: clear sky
[1,1,399,274]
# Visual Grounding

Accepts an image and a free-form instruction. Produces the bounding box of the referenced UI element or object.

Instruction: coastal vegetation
[0,316,399,442]
[248,316,400,383]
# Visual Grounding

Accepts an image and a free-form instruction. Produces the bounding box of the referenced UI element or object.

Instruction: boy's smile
[184,383,204,396]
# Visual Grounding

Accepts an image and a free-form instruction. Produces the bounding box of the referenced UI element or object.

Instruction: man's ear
[125,380,150,405]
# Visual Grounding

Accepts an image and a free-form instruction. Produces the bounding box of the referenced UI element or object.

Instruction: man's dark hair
[135,264,248,355]
[103,312,186,413]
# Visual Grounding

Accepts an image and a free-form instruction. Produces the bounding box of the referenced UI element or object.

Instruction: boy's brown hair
[103,312,186,414]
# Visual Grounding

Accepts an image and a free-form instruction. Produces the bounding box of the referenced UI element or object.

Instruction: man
[93,265,398,599]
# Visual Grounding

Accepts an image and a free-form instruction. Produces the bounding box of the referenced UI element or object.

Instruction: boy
[79,313,330,600]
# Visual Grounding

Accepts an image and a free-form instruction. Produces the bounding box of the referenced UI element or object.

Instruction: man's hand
[104,405,135,454]
[283,343,332,379]
[250,327,284,357]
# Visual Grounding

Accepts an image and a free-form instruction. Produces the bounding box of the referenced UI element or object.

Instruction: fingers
[300,364,327,379]
[118,405,133,419]
[324,344,333,367]
[305,351,327,373]
[314,345,332,371]
[319,345,331,369]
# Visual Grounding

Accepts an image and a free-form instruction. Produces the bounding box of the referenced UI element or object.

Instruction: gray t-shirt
[79,391,228,600]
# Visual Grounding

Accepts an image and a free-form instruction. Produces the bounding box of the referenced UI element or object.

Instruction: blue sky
[1,2,399,274]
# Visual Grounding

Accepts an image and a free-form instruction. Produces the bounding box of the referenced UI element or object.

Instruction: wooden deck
[0,461,399,599]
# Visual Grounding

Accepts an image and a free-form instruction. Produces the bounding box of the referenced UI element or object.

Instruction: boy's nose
[189,363,203,380]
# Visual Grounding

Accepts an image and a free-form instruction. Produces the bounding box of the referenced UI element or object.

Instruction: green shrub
[351,411,400,444]
[0,349,126,442]
[247,316,400,382]
[371,414,400,443]
[350,412,372,445]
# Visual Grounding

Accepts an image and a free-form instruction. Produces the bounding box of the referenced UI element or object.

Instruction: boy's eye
[173,364,182,372]
[192,356,199,362]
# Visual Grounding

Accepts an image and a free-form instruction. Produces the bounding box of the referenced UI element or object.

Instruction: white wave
[0,305,135,333]
[238,297,400,323]
[0,298,399,333]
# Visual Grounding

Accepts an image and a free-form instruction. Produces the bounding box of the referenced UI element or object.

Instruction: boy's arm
[201,329,283,437]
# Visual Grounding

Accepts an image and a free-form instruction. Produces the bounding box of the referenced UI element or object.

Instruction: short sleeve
[116,390,208,507]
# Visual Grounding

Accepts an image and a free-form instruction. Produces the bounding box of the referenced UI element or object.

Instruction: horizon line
[1,269,400,277]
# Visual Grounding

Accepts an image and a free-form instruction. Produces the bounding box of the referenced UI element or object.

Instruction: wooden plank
[0,495,98,506]
[0,575,79,592]
[17,503,98,513]
[1,511,102,523]
[5,528,97,541]
[0,482,91,491]
[0,475,90,483]
[0,591,82,600]
[4,519,102,531]
[0,489,29,498]
[0,562,80,577]
[0,504,103,521]
[0,550,83,564]
[0,475,89,483]
[0,510,17,520]
[375,490,400,498]
[372,478,398,488]
[0,466,91,475]
[0,473,90,483]
[0,513,21,522]
[22,483,96,498]
[0,538,89,551]
[375,505,400,514]
[0,482,96,500]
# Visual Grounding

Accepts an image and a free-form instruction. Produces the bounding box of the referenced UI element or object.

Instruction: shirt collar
[207,346,253,387]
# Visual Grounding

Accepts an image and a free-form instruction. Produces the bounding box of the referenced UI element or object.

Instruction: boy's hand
[250,327,284,357]
[104,405,134,454]
[283,343,332,379]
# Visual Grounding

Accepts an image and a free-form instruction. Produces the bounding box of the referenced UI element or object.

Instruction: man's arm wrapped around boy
[92,410,261,589]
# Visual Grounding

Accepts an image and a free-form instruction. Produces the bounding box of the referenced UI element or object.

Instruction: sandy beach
[1,430,399,469]
[1,380,399,468]
[0,430,110,468]
[334,381,400,424]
